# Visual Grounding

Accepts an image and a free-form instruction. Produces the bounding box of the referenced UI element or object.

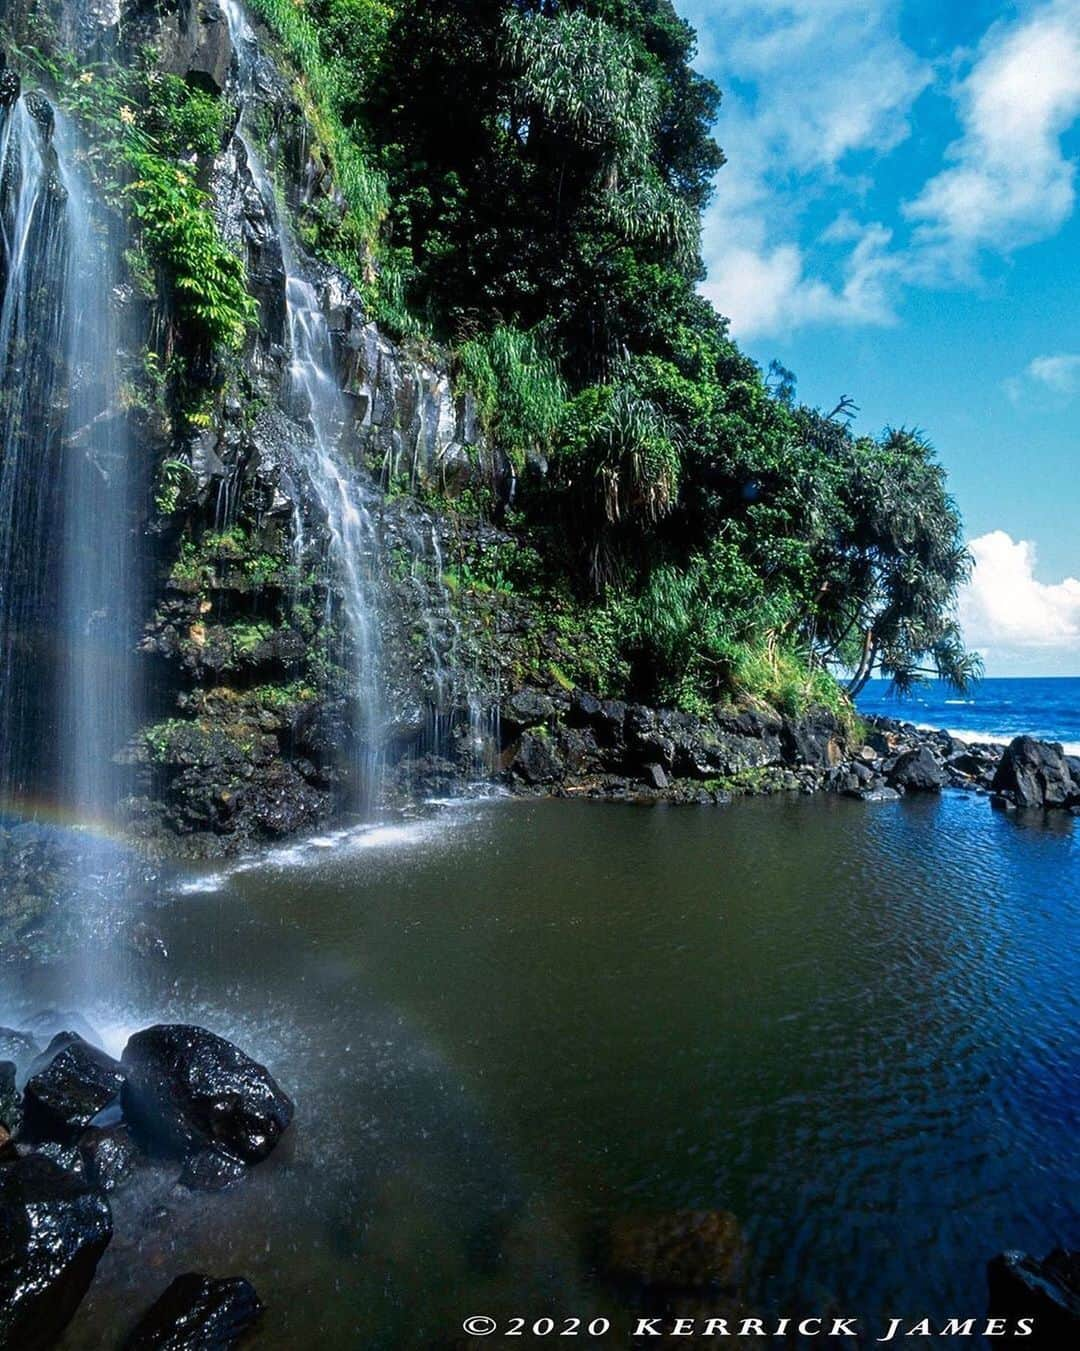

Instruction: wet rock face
[0,1153,113,1351]
[22,1033,126,1141]
[0,65,20,110]
[991,735,1078,810]
[0,1062,19,1146]
[987,1248,1079,1338]
[122,1024,293,1165]
[124,1272,263,1350]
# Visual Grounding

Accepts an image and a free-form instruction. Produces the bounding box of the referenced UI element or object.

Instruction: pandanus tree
[793,424,981,696]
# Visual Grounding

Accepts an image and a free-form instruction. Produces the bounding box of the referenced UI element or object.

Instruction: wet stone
[0,1154,113,1351]
[22,1033,125,1141]
[123,1273,263,1350]
[122,1024,293,1165]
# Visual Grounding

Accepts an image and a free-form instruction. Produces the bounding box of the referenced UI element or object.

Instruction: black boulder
[0,1153,112,1351]
[22,1033,125,1140]
[123,1273,263,1350]
[122,1025,293,1165]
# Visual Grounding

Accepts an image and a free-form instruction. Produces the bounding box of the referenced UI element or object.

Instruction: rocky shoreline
[492,688,1080,817]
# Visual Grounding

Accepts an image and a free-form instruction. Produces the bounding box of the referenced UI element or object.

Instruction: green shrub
[456,327,566,472]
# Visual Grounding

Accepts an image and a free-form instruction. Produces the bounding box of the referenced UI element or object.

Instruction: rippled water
[4,793,1079,1346]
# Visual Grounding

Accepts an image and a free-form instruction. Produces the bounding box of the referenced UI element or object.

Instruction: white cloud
[683,0,929,338]
[905,0,1080,270]
[684,0,1080,339]
[699,220,899,339]
[959,531,1080,662]
[1004,352,1080,404]
[1028,353,1080,394]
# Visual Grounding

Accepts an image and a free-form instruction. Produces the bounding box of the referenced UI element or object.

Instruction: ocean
[857,675,1080,755]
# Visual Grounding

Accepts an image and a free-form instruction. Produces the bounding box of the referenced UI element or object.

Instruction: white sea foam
[918,723,1080,757]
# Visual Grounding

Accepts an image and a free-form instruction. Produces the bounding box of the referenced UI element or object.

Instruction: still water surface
[6,793,1079,1346]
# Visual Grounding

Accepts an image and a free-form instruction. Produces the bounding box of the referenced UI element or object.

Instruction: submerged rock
[0,1154,112,1351]
[987,1248,1079,1338]
[991,736,1078,810]
[123,1273,263,1350]
[604,1209,748,1294]
[887,746,944,793]
[179,1148,249,1193]
[122,1025,293,1165]
[22,1033,126,1141]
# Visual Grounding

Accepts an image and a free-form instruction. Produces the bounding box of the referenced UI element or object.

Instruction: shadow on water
[2,792,1078,1346]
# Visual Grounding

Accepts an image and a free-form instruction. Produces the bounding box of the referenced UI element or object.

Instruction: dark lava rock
[0,1028,38,1074]
[503,687,555,730]
[604,1210,747,1294]
[0,67,20,110]
[947,750,989,779]
[987,1248,1079,1338]
[78,1124,139,1193]
[780,710,845,769]
[0,1062,19,1137]
[179,1149,249,1192]
[643,762,670,791]
[887,746,945,793]
[122,1025,293,1165]
[0,1154,112,1351]
[123,1273,263,1350]
[991,736,1078,810]
[22,1033,125,1141]
[509,730,563,786]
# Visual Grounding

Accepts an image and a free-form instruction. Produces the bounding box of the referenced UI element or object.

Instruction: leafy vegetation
[28,54,257,350]
[234,0,973,714]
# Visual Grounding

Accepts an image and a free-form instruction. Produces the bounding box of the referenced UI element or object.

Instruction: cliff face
[0,0,521,852]
[0,1,861,858]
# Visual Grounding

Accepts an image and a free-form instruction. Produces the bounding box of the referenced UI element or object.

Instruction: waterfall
[0,82,140,832]
[221,2,501,806]
[0,93,69,804]
[223,1,389,804]
[54,110,139,832]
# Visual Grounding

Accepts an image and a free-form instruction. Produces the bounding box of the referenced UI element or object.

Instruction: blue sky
[677,0,1080,676]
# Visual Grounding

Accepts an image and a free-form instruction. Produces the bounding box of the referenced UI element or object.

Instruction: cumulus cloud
[958,531,1080,664]
[681,0,928,338]
[905,0,1080,272]
[683,0,1080,339]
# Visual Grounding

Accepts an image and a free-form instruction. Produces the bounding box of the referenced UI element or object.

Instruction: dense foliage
[248,0,977,712]
[6,0,976,715]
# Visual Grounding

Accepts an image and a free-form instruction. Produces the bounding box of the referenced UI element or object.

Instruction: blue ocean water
[857,675,1080,754]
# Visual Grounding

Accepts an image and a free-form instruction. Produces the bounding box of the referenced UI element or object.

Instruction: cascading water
[0,92,69,803]
[220,1,503,808]
[222,1,408,805]
[0,76,141,851]
[54,110,140,837]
